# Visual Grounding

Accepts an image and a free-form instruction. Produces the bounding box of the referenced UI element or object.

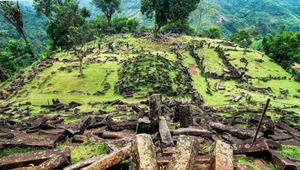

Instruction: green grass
[278,145,300,160]
[0,34,299,127]
[234,123,250,128]
[234,157,259,170]
[0,147,48,157]
[199,144,210,153]
[57,140,106,164]
[265,162,279,170]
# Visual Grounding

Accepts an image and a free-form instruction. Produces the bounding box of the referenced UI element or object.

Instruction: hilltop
[0,34,299,169]
[0,34,299,123]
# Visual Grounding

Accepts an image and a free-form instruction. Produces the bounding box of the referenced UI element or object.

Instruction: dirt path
[189,64,198,76]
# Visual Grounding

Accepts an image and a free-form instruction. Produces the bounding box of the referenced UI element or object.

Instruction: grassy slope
[0,34,299,122]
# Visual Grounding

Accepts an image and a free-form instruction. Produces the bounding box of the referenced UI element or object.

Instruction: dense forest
[0,0,300,80]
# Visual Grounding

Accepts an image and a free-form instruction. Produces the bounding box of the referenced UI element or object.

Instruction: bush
[162,20,194,35]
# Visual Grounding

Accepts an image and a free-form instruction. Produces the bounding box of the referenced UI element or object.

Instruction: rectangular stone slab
[0,137,56,148]
[159,120,174,147]
[232,139,269,155]
[172,128,212,137]
[268,149,298,170]
[129,134,157,170]
[212,140,234,170]
[167,135,199,170]
[0,148,70,169]
[83,145,131,170]
[209,122,262,140]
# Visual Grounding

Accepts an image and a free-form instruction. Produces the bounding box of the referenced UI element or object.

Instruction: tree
[91,0,121,27]
[68,23,95,77]
[0,1,36,59]
[262,31,300,70]
[33,0,88,50]
[191,2,215,35]
[126,18,139,33]
[203,26,221,39]
[141,0,200,36]
[230,30,252,54]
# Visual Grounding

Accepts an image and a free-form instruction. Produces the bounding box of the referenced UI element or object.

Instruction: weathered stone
[179,105,193,127]
[38,153,70,170]
[254,159,269,170]
[102,130,133,139]
[136,118,151,134]
[129,134,157,170]
[63,155,106,170]
[83,145,131,170]
[159,120,174,147]
[0,137,56,148]
[276,121,300,138]
[232,139,269,155]
[78,115,92,134]
[172,128,212,137]
[149,94,162,133]
[234,162,254,170]
[268,149,298,170]
[0,148,70,169]
[167,135,199,170]
[212,140,234,170]
[157,155,212,170]
[209,122,262,140]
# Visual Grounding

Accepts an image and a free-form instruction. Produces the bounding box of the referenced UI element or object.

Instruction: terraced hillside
[1,34,299,122]
[0,34,299,169]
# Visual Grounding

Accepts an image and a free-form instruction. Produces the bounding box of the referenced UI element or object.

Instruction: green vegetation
[141,0,200,35]
[262,30,300,71]
[92,0,121,27]
[0,147,47,157]
[278,145,300,160]
[234,157,258,170]
[199,144,210,153]
[57,140,106,163]
[265,162,279,170]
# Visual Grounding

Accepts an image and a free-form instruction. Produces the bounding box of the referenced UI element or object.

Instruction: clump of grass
[57,139,106,163]
[199,144,210,153]
[265,162,279,170]
[278,145,300,159]
[1,147,48,157]
[167,123,176,130]
[234,123,250,128]
[33,135,46,141]
[234,157,258,170]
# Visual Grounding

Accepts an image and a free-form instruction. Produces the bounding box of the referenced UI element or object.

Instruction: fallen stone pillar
[0,148,70,169]
[167,135,199,170]
[159,120,174,147]
[129,134,157,170]
[212,140,234,170]
[179,105,193,127]
[149,94,162,133]
[83,145,131,170]
[172,128,212,137]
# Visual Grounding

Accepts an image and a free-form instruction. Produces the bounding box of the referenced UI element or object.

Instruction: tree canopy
[262,31,300,70]
[141,0,200,35]
[0,1,35,59]
[91,0,121,27]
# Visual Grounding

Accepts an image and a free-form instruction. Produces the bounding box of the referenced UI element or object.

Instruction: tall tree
[0,1,36,59]
[141,0,200,36]
[91,0,121,27]
[33,0,88,50]
[230,30,253,54]
[191,2,215,35]
[68,23,95,77]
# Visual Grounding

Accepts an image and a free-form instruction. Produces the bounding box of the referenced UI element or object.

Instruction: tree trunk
[0,66,8,81]
[79,58,84,77]
[20,31,36,59]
